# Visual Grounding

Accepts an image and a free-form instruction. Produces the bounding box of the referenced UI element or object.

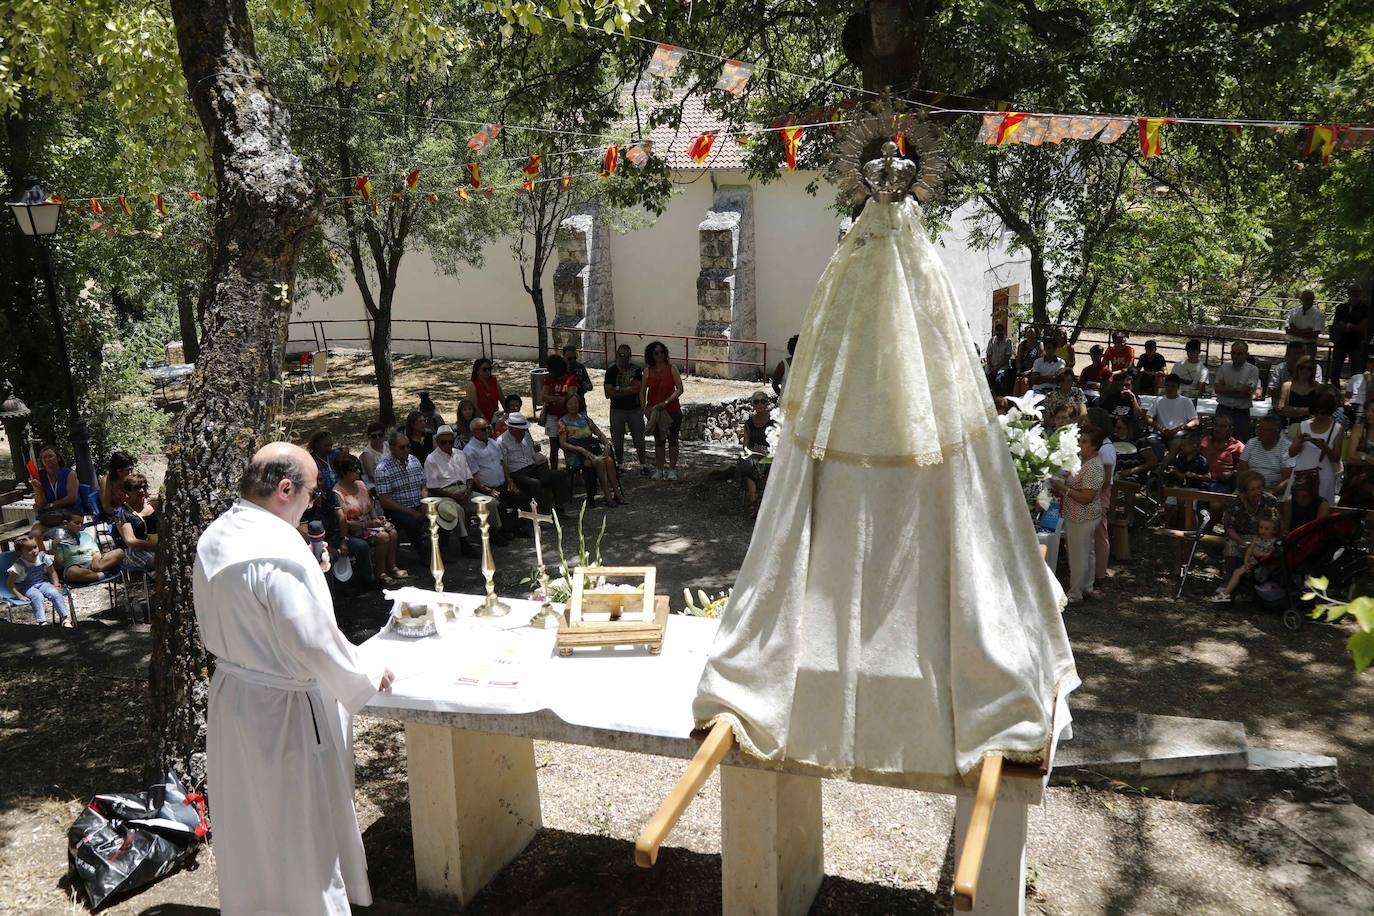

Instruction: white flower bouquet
[999,390,1082,512]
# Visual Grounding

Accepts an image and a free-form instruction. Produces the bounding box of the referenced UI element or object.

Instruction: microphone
[307,521,326,564]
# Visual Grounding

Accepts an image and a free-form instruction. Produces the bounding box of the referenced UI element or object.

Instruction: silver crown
[827,98,945,208]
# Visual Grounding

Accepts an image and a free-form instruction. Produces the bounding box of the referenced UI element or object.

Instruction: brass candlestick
[518,501,562,629]
[421,496,445,593]
[471,494,511,618]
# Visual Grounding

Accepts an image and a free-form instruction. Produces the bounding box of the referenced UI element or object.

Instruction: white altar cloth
[358,590,718,740]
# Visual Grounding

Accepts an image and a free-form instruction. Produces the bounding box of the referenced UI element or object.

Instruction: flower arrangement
[521,501,606,605]
[998,390,1082,512]
[683,588,732,618]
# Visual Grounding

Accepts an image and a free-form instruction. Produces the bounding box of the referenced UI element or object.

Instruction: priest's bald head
[239,442,318,526]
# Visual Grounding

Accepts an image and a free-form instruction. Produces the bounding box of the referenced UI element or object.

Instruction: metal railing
[286,318,768,380]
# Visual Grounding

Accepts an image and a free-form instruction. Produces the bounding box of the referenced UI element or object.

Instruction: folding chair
[310,350,334,391]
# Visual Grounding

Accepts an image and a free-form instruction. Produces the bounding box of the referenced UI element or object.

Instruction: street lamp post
[8,176,98,490]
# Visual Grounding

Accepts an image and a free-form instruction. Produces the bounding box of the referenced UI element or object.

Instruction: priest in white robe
[194,442,394,915]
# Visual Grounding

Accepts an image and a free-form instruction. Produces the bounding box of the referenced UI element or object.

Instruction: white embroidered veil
[692,137,1078,783]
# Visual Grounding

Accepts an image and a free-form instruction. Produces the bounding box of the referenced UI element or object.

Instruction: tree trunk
[530,283,549,363]
[372,279,397,426]
[177,279,200,364]
[1029,250,1050,327]
[150,0,321,785]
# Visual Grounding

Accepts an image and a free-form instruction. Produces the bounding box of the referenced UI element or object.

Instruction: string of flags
[975,110,1374,163]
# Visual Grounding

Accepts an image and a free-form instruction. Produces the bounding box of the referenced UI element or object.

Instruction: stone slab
[1054,708,1248,777]
[721,766,824,916]
[1269,801,1374,885]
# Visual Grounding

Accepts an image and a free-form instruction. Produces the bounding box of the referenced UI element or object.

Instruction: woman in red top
[465,358,504,422]
[640,340,685,479]
[540,354,577,471]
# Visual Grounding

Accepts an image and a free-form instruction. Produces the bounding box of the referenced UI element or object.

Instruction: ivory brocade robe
[194,499,385,916]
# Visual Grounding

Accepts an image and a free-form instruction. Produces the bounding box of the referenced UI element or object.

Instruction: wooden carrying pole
[952,751,1004,911]
[634,720,735,867]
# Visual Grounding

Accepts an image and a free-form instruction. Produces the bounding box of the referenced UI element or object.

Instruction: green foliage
[1304,576,1374,674]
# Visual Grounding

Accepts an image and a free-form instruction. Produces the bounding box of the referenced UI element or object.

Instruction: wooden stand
[557,566,668,656]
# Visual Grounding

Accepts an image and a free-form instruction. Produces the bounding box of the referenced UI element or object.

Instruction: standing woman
[736,392,775,516]
[1277,356,1319,432]
[1340,398,1374,509]
[306,429,338,492]
[32,445,79,523]
[540,354,577,471]
[1051,425,1106,603]
[558,392,625,506]
[99,451,136,519]
[641,340,684,479]
[465,358,504,422]
[1288,386,1344,504]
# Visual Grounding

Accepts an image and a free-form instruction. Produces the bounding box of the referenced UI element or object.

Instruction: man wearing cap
[499,412,571,515]
[423,426,479,558]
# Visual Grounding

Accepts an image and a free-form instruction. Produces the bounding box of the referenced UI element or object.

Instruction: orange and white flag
[467,124,503,153]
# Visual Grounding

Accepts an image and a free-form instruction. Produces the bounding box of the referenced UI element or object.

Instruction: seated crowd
[988,305,1371,605]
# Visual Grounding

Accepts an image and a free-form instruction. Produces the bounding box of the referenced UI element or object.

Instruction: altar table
[359,590,1051,915]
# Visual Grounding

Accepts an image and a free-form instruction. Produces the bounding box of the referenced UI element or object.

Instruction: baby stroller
[1254,512,1367,631]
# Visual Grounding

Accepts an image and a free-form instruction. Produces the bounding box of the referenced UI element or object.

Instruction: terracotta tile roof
[624,89,748,172]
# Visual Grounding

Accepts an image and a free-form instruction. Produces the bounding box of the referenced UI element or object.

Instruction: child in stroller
[1210,511,1280,603]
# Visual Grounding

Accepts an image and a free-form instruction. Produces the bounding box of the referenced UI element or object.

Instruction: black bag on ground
[67,770,209,911]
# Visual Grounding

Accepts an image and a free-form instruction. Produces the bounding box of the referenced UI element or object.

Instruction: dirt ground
[0,358,1371,913]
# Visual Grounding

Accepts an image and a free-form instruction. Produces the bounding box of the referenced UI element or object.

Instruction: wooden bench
[1153,487,1238,597]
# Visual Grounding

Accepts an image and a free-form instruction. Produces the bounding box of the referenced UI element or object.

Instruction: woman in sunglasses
[465,358,504,423]
[115,473,159,573]
[736,393,776,516]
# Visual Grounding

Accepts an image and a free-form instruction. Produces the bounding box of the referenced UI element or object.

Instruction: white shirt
[1215,361,1260,409]
[1148,393,1198,432]
[1170,358,1209,398]
[986,336,1013,370]
[1241,435,1294,489]
[1286,304,1326,342]
[463,437,506,487]
[424,446,472,489]
[193,500,383,915]
[1031,356,1065,390]
[498,430,543,474]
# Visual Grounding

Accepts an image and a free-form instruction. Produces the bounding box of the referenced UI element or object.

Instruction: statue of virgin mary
[692,133,1079,783]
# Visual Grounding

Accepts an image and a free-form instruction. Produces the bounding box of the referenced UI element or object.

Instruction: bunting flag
[465,162,481,188]
[561,174,572,189]
[736,134,752,147]
[625,141,652,168]
[830,108,844,137]
[1138,118,1172,158]
[893,131,907,156]
[117,196,131,216]
[153,193,166,215]
[717,60,753,96]
[1226,123,1244,137]
[456,188,471,201]
[426,191,440,203]
[354,175,372,202]
[1338,126,1374,150]
[467,124,503,153]
[522,178,535,192]
[645,43,686,81]
[1303,124,1338,165]
[370,198,379,214]
[90,198,104,215]
[188,191,201,204]
[688,131,716,164]
[781,125,804,171]
[522,154,543,177]
[44,194,64,204]
[406,168,420,191]
[601,144,620,179]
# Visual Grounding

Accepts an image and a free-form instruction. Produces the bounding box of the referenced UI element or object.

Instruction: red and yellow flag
[1137,118,1172,158]
[90,198,104,215]
[117,196,131,216]
[522,154,542,177]
[892,114,908,156]
[601,144,619,180]
[735,134,751,147]
[456,188,471,201]
[426,191,439,203]
[688,132,716,164]
[465,162,481,188]
[522,178,535,192]
[1303,124,1338,165]
[561,174,572,189]
[153,193,167,215]
[405,168,420,192]
[354,175,372,201]
[390,192,401,202]
[188,191,201,204]
[996,112,1027,145]
[782,125,804,172]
